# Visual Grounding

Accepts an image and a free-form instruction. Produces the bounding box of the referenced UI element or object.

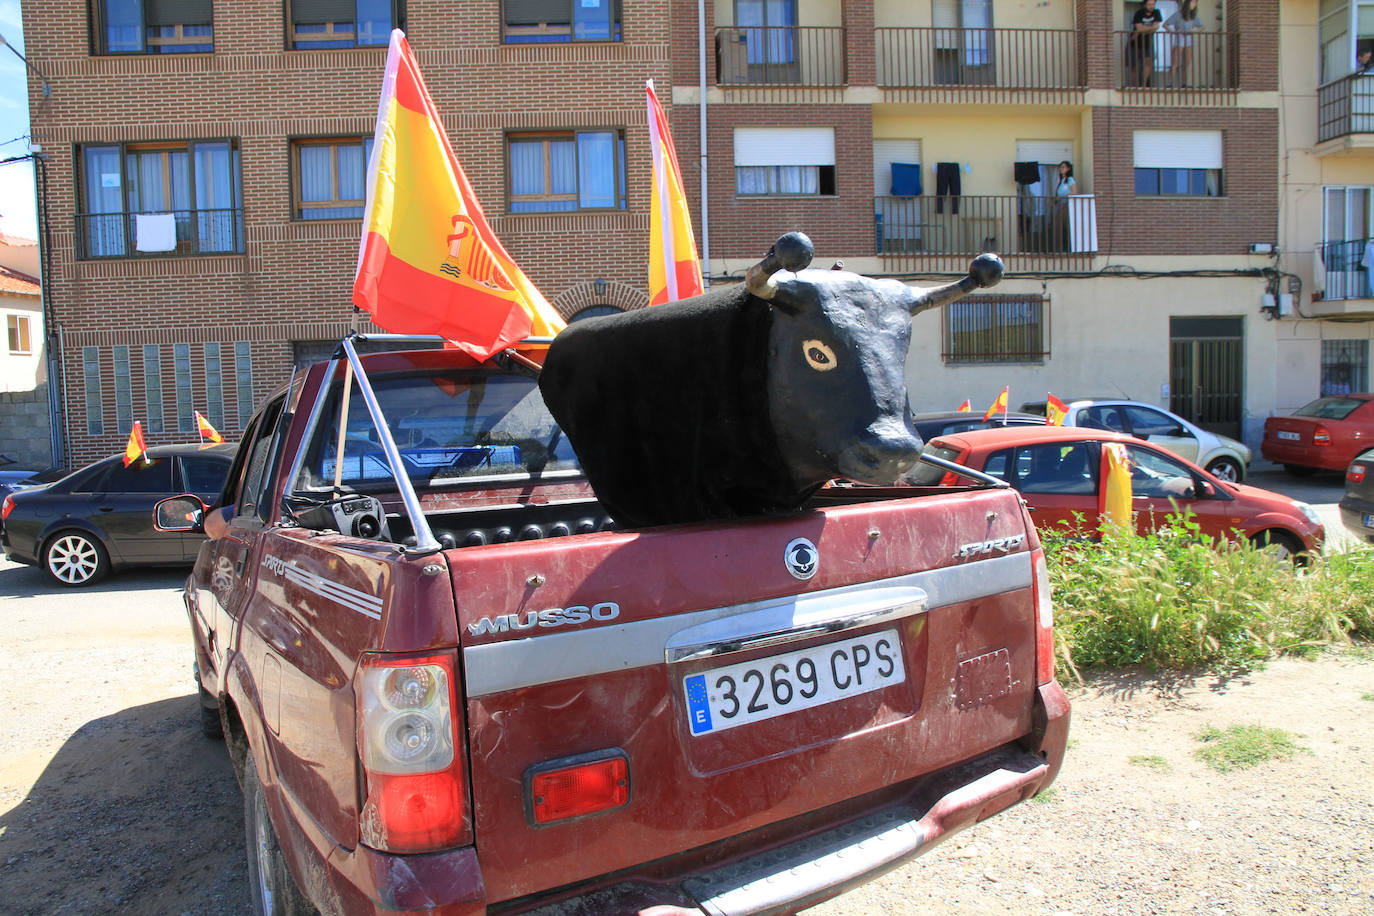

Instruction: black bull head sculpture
[539,232,1003,528]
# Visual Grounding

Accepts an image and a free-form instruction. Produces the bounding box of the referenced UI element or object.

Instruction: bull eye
[803,340,838,372]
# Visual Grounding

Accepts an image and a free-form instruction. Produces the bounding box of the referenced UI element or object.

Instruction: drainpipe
[699,0,710,287]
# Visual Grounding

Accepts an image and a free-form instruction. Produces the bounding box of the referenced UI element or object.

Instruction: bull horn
[905,253,1004,316]
[745,232,814,299]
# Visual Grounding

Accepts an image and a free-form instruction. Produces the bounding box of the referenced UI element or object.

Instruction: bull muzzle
[745,232,815,299]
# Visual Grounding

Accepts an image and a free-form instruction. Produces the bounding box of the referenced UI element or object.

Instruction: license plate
[1277,430,1301,441]
[1364,514,1374,530]
[682,629,905,736]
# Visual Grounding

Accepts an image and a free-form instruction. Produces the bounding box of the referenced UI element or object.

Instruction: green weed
[1193,724,1308,773]
[1127,754,1172,771]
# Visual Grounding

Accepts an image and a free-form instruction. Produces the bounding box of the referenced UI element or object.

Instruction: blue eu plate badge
[684,674,714,735]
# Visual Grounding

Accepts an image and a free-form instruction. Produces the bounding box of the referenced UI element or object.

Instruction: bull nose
[840,431,922,484]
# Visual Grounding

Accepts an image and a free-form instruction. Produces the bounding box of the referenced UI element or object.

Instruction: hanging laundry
[1014,161,1041,185]
[936,162,961,214]
[890,162,922,197]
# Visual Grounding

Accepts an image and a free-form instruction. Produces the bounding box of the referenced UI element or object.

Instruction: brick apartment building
[18,0,1374,466]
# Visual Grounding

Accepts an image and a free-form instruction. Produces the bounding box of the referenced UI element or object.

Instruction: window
[235,342,254,427]
[174,343,193,433]
[113,345,133,435]
[77,140,243,258]
[83,347,104,436]
[205,342,224,430]
[507,130,627,213]
[87,455,173,493]
[503,0,622,42]
[143,345,165,434]
[7,315,30,354]
[292,138,373,220]
[987,442,1095,495]
[735,128,836,196]
[180,455,232,499]
[288,0,404,49]
[91,0,213,55]
[943,295,1049,363]
[1321,339,1370,395]
[1318,0,1374,81]
[1321,186,1373,298]
[1124,445,1198,500]
[1121,406,1193,440]
[1133,130,1222,197]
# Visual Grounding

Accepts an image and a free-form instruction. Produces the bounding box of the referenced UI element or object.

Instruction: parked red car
[1261,394,1374,475]
[910,427,1325,558]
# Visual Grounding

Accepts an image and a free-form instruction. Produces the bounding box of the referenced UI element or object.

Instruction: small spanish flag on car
[123,421,148,467]
[1046,393,1069,426]
[955,399,971,412]
[982,386,1009,422]
[195,410,224,444]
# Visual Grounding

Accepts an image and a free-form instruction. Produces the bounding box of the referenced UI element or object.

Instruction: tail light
[1350,462,1367,484]
[1313,425,1331,446]
[2,495,13,522]
[1030,548,1055,684]
[526,750,630,825]
[356,651,471,852]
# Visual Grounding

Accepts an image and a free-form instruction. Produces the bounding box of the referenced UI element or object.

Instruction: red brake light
[2,495,13,521]
[1313,425,1331,446]
[1031,548,1055,684]
[527,752,630,825]
[356,651,471,852]
[1350,463,1367,484]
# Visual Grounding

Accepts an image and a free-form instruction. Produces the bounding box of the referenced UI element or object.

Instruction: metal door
[1169,316,1243,440]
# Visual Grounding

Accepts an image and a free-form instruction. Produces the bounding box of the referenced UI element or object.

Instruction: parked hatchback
[911,409,1045,443]
[1262,394,1374,476]
[910,426,1323,559]
[1020,399,1252,482]
[1339,448,1374,544]
[1,443,234,586]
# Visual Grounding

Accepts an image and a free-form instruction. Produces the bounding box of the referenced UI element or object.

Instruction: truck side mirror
[154,495,208,533]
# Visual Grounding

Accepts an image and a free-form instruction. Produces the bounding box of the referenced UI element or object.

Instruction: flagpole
[333,360,354,492]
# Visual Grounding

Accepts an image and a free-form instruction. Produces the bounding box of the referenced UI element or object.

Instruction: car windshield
[1293,397,1364,420]
[905,444,963,485]
[295,368,580,490]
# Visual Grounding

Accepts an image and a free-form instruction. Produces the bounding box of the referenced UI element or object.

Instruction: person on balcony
[1053,162,1075,252]
[1127,0,1164,87]
[1358,48,1374,73]
[1166,0,1204,87]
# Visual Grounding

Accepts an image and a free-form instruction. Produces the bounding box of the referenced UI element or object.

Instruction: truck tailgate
[449,488,1037,904]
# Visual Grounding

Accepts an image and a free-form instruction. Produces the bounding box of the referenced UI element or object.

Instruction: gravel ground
[1,491,1370,915]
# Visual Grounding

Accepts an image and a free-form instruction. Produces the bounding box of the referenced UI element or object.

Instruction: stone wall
[0,385,54,469]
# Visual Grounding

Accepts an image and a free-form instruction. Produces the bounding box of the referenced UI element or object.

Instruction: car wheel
[1283,464,1317,477]
[1205,457,1243,482]
[243,752,316,916]
[43,530,110,586]
[1250,530,1306,565]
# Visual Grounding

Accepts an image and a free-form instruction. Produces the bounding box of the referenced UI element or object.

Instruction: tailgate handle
[665,587,928,664]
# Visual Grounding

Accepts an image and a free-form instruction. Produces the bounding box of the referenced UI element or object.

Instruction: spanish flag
[1099,442,1134,529]
[955,399,971,412]
[195,410,224,444]
[353,31,565,361]
[123,421,148,467]
[982,386,1009,422]
[1046,393,1069,426]
[646,79,703,305]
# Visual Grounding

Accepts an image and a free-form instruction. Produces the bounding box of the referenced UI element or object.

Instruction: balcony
[1114,30,1238,105]
[874,194,1097,264]
[715,26,846,87]
[1316,237,1373,301]
[875,28,1083,93]
[75,209,245,259]
[1317,74,1374,144]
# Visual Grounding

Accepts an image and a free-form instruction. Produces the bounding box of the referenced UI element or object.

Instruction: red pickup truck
[158,339,1069,916]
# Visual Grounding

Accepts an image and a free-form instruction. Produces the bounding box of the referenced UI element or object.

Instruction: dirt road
[1,551,1371,915]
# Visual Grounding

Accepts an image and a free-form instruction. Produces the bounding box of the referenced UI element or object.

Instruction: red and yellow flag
[1099,442,1134,529]
[982,386,1009,422]
[1046,393,1069,426]
[195,410,224,444]
[646,79,703,306]
[353,30,565,361]
[955,399,971,413]
[123,421,148,467]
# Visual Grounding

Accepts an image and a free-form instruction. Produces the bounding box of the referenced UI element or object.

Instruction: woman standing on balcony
[1166,0,1204,87]
[1053,162,1075,252]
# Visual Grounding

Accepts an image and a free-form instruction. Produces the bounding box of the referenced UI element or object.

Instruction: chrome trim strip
[281,566,384,621]
[462,552,1032,698]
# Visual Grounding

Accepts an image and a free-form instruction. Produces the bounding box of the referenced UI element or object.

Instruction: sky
[0,0,37,241]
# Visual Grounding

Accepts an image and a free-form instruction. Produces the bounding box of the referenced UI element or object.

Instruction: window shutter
[1015,140,1073,166]
[873,139,921,195]
[292,0,358,23]
[734,128,836,166]
[505,0,569,25]
[1132,131,1223,169]
[146,0,212,25]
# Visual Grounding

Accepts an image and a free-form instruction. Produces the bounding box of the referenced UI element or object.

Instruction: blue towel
[890,162,922,197]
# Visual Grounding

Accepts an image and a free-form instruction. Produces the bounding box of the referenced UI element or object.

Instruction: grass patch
[1030,787,1060,804]
[1193,724,1308,773]
[1127,754,1172,771]
[1362,693,1374,702]
[1044,511,1374,673]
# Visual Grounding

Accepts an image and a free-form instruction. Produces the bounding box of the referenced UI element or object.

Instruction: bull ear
[905,253,1004,315]
[745,232,814,300]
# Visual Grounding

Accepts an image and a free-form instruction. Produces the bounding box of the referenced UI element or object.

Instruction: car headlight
[1293,501,1322,526]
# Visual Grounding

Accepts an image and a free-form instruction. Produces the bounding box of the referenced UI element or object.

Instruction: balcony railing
[874,194,1097,256]
[715,26,846,86]
[1317,237,1373,300]
[1317,74,1374,143]
[75,209,245,259]
[1114,29,1236,94]
[875,27,1082,89]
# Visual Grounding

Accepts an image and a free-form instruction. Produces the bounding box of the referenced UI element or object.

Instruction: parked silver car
[1020,398,1252,482]
[1338,448,1374,544]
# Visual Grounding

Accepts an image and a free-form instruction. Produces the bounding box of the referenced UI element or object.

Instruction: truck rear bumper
[313,681,1070,916]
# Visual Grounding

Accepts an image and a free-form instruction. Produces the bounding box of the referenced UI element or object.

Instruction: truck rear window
[296,369,581,489]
